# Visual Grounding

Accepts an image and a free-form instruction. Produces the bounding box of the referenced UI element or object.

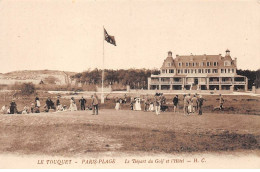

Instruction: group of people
[181,93,205,115]
[0,94,100,115]
[1,93,225,116]
[114,93,225,116]
[115,93,167,115]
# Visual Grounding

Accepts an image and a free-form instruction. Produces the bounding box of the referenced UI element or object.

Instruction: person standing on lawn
[173,95,179,113]
[91,94,99,115]
[183,94,190,116]
[191,94,198,113]
[35,96,41,108]
[154,94,161,115]
[46,97,54,110]
[198,95,206,115]
[144,95,150,112]
[79,96,87,110]
[115,97,120,110]
[10,99,17,114]
[56,96,61,107]
[219,94,225,110]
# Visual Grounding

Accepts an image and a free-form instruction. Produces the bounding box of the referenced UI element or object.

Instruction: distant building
[148,50,248,91]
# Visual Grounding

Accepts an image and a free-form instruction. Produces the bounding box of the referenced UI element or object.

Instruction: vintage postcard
[0,0,260,169]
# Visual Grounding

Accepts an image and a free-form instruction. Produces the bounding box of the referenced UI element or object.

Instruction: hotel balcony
[150,80,182,85]
[172,81,183,85]
[209,81,220,84]
[233,81,246,84]
[150,81,160,84]
[220,81,232,84]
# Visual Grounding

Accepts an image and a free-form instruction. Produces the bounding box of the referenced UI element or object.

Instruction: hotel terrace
[148,50,248,91]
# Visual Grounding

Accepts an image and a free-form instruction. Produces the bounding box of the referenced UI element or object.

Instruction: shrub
[20,83,36,95]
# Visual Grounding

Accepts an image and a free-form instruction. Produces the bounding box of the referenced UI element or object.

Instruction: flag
[104,28,116,46]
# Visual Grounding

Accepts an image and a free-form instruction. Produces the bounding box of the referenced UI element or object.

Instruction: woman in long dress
[149,100,154,111]
[70,97,77,111]
[115,97,120,110]
[135,98,142,111]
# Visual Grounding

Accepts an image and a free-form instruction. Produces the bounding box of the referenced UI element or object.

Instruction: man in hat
[198,95,206,115]
[46,97,54,110]
[219,94,225,110]
[79,96,87,110]
[173,95,179,113]
[154,94,161,115]
[91,94,99,115]
[10,99,17,114]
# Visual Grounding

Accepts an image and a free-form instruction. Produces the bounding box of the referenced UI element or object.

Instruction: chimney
[219,54,222,60]
[203,54,206,61]
[234,57,237,67]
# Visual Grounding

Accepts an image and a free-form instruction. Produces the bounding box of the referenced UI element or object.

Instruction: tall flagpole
[101,26,105,104]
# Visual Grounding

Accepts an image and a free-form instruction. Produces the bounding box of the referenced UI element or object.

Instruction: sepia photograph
[0,0,260,169]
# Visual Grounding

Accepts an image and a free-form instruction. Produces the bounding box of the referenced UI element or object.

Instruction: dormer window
[178,62,182,67]
[224,61,231,66]
[167,62,171,67]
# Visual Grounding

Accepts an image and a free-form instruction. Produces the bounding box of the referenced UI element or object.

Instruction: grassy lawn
[0,109,259,157]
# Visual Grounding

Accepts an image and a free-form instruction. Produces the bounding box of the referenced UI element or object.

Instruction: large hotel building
[148,50,248,91]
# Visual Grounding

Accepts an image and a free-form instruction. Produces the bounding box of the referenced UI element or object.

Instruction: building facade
[148,50,248,91]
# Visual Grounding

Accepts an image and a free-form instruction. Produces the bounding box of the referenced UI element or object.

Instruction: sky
[0,0,260,73]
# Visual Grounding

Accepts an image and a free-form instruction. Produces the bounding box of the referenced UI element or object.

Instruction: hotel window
[214,62,218,66]
[228,69,231,73]
[198,69,201,73]
[213,69,218,73]
[232,69,234,73]
[200,62,204,66]
[184,69,187,73]
[169,69,174,73]
[194,69,197,73]
[201,69,204,73]
[207,62,211,66]
[191,69,193,73]
[178,69,180,74]
[167,63,171,67]
[192,62,195,67]
[181,69,183,73]
[162,70,165,73]
[208,69,211,73]
[178,63,182,67]
[186,62,189,67]
[221,69,224,73]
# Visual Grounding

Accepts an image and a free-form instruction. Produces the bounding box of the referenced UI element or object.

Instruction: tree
[255,69,260,88]
[237,69,256,89]
[44,76,59,85]
[21,83,35,95]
